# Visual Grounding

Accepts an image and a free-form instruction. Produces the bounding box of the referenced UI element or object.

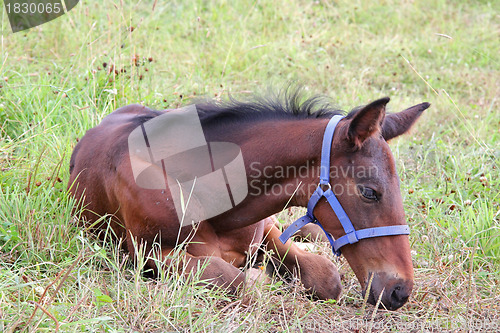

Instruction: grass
[0,0,499,331]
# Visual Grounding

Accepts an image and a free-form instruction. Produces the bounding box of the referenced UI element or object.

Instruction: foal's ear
[348,97,389,147]
[382,102,430,141]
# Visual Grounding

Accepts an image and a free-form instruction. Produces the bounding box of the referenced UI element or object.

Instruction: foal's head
[314,98,429,310]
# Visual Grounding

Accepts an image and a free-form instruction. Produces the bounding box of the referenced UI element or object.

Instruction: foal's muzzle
[364,273,413,311]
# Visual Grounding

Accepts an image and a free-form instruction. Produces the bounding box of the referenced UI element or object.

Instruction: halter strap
[279,115,410,256]
[320,115,343,185]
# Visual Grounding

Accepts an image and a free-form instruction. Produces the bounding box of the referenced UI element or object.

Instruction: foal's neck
[206,118,328,231]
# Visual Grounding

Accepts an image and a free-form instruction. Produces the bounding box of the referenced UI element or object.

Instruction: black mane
[195,88,347,125]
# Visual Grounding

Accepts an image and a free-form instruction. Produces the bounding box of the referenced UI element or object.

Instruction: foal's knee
[298,253,342,300]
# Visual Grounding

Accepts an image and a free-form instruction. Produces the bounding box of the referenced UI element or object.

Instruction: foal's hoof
[245,267,271,288]
[239,267,271,305]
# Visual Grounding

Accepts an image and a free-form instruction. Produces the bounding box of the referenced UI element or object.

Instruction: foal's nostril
[389,284,409,310]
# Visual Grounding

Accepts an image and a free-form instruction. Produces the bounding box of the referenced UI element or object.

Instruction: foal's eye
[358,186,378,201]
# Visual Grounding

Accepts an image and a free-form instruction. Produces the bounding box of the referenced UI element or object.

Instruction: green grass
[1,0,499,331]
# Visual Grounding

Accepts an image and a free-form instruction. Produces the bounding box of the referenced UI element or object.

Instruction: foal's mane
[195,88,351,125]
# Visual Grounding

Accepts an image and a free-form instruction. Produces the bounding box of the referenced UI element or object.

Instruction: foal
[69,92,429,310]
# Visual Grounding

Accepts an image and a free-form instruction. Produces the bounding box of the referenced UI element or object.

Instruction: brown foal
[69,92,429,310]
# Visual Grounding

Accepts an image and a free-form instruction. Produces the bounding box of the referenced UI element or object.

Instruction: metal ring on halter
[319,182,331,191]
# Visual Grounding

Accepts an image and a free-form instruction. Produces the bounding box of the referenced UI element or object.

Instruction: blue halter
[279,115,410,256]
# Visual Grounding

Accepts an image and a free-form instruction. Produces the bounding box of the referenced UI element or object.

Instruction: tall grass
[1,0,498,331]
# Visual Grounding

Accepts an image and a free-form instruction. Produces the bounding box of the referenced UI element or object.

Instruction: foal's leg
[124,239,250,296]
[178,252,246,293]
[157,248,266,297]
[263,217,342,300]
[123,219,264,298]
